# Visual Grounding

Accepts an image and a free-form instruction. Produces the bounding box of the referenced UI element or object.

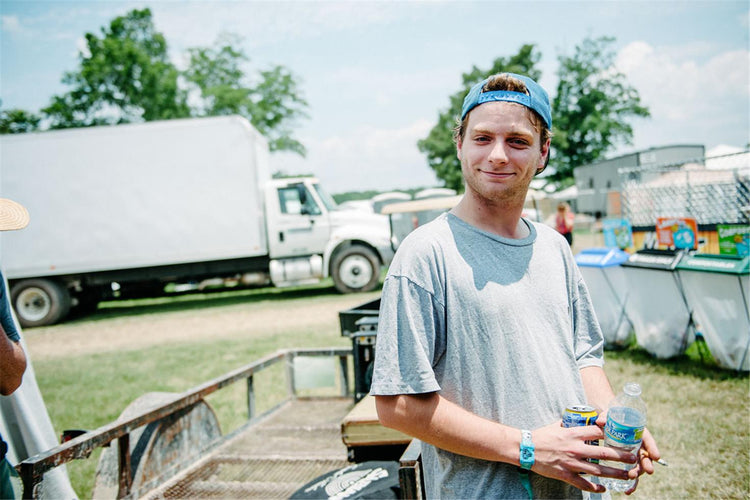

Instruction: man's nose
[488,142,509,164]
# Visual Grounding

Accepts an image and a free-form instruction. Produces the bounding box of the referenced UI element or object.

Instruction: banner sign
[602,218,633,250]
[717,224,750,256]
[656,217,699,250]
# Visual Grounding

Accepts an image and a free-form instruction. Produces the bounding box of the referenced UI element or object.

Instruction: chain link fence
[619,150,750,229]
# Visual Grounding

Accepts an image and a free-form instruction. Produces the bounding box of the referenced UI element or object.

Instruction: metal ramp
[145,398,353,499]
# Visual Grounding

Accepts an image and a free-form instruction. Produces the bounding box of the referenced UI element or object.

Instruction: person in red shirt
[555,202,575,246]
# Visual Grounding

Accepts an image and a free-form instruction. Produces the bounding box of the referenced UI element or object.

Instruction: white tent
[0,275,77,499]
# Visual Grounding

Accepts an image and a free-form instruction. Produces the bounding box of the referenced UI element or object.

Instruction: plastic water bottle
[600,382,647,492]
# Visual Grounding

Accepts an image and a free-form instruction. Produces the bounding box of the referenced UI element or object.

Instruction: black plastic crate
[338,298,380,337]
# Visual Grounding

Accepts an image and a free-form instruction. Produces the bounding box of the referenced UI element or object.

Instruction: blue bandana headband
[460,73,552,130]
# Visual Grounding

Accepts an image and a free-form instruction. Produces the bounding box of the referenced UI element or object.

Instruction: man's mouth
[481,170,514,179]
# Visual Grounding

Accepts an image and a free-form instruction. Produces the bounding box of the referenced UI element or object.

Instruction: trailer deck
[146,397,353,499]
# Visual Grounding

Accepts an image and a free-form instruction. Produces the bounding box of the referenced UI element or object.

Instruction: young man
[370,73,659,498]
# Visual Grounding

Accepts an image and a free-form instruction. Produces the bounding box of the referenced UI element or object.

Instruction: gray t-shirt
[370,213,604,499]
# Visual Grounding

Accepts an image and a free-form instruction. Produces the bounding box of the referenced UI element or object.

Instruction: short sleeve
[572,276,604,369]
[369,275,446,396]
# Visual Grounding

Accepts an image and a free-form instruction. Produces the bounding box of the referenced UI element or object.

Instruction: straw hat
[0,198,30,231]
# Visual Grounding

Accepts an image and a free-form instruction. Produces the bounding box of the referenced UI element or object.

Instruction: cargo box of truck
[0,116,393,326]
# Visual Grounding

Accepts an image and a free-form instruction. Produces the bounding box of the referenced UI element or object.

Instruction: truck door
[267,182,331,258]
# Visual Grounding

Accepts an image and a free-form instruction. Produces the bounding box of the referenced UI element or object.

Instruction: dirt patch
[24,291,381,361]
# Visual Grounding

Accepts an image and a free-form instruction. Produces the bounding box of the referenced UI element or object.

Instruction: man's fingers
[563,472,607,493]
[625,476,639,495]
[592,445,637,465]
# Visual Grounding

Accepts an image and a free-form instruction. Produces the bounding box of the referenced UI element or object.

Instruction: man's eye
[509,138,529,146]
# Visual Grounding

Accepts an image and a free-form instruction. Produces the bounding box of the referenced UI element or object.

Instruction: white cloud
[151,2,416,54]
[740,8,750,29]
[1,15,24,35]
[614,41,750,151]
[271,119,439,193]
[616,41,749,120]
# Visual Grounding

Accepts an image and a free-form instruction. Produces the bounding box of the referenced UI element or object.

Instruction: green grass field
[27,285,750,499]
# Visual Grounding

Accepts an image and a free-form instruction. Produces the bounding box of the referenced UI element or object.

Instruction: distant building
[574,145,705,217]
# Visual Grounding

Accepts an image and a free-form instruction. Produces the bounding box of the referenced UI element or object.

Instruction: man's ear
[537,138,551,171]
[456,138,463,161]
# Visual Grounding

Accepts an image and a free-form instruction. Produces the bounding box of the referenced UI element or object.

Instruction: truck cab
[264,177,394,293]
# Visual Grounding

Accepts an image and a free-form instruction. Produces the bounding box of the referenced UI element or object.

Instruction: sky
[1,0,748,194]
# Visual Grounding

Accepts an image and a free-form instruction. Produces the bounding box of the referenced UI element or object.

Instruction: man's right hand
[529,420,636,493]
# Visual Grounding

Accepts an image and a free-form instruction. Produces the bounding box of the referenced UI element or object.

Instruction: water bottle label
[605,419,644,446]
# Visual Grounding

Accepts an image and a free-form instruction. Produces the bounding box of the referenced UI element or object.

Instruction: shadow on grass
[605,343,749,382]
[65,281,348,325]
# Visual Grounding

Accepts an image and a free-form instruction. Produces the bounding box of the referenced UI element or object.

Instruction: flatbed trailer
[16,346,422,499]
[147,396,353,498]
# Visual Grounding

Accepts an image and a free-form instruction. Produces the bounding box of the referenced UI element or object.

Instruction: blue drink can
[563,405,600,463]
[563,405,599,428]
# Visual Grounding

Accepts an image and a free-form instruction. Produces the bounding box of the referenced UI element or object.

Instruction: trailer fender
[92,392,221,499]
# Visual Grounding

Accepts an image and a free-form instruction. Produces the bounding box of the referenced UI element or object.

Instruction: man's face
[457,101,549,206]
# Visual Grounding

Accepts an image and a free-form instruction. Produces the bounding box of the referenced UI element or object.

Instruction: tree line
[1,8,648,188]
[0,8,308,155]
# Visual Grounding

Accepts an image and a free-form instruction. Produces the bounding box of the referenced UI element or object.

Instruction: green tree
[43,8,189,128]
[419,38,649,189]
[0,104,40,134]
[550,36,650,184]
[417,45,541,191]
[184,34,308,154]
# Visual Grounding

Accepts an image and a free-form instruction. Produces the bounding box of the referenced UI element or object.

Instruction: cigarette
[641,450,668,466]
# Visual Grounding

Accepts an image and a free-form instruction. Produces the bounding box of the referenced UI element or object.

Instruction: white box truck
[0,116,394,327]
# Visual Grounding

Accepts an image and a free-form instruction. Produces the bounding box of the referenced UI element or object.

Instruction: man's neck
[451,194,529,239]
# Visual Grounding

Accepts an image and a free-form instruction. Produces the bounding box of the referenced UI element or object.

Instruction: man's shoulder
[529,219,565,241]
[387,214,456,282]
[398,213,454,250]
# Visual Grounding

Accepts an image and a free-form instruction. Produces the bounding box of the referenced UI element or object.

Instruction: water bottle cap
[623,382,642,397]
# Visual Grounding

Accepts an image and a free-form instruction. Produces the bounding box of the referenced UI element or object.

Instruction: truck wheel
[332,246,380,293]
[10,279,71,327]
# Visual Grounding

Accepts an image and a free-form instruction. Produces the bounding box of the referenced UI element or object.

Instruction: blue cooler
[676,254,750,371]
[575,248,633,348]
[621,249,690,358]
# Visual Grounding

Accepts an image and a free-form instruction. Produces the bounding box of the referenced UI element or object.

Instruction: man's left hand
[623,427,660,495]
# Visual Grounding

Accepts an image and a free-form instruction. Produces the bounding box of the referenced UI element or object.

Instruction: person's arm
[580,366,661,495]
[0,325,26,395]
[580,365,615,411]
[375,392,635,493]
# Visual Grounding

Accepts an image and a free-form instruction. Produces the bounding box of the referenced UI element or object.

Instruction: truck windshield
[313,183,339,211]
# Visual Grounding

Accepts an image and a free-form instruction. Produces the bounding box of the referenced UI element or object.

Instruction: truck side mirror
[296,184,314,216]
[297,184,308,205]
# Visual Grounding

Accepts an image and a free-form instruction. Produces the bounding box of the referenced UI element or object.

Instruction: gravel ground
[23,290,381,361]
